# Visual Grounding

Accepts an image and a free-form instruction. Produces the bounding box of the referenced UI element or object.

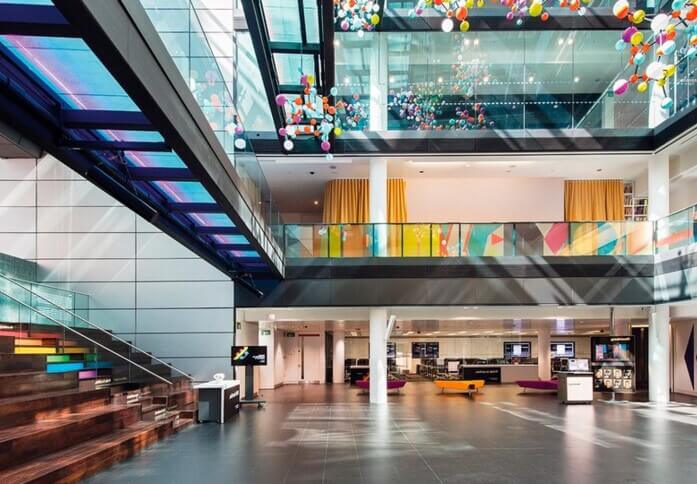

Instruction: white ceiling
[241,305,649,324]
[260,152,652,214]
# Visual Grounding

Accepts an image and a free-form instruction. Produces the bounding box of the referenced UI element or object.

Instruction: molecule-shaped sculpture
[611,0,697,113]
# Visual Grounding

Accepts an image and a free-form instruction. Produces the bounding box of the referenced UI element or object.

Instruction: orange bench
[434,379,485,396]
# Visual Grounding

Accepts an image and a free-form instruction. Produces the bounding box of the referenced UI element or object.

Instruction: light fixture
[313,200,319,205]
[283,139,294,151]
[464,39,470,46]
[437,76,443,83]
[473,38,479,46]
[234,138,246,150]
[528,76,535,83]
[558,38,564,46]
[567,38,573,45]
[333,39,340,47]
[574,76,580,83]
[441,17,454,32]
[268,313,276,321]
[389,75,395,83]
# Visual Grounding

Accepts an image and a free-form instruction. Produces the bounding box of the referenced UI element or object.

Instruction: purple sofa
[516,380,559,391]
[355,380,407,392]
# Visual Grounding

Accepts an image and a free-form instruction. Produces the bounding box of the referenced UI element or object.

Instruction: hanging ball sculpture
[611,0,697,113]
[334,0,381,35]
[410,0,592,31]
[276,74,360,159]
[388,84,492,131]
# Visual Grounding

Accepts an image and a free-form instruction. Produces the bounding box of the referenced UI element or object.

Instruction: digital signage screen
[387,342,396,358]
[504,341,531,358]
[411,342,439,358]
[551,342,575,358]
[591,336,635,362]
[231,346,267,366]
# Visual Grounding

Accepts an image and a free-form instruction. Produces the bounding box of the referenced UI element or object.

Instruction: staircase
[0,322,197,483]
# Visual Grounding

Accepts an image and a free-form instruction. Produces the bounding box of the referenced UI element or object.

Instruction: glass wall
[143,0,284,243]
[335,30,637,132]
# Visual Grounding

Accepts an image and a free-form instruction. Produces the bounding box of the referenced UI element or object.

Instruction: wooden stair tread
[0,404,136,444]
[0,419,178,483]
[0,387,106,406]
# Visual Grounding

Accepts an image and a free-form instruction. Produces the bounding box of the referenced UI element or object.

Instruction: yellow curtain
[564,179,624,221]
[387,179,407,223]
[322,179,369,223]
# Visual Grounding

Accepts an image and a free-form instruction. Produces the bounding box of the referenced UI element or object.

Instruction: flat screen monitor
[567,358,590,372]
[231,346,267,366]
[504,341,531,358]
[551,342,575,358]
[387,342,396,358]
[591,336,635,362]
[411,342,439,358]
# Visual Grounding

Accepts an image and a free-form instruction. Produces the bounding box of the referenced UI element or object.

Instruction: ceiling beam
[379,9,627,31]
[62,109,154,131]
[60,139,170,152]
[0,4,78,37]
[128,166,195,181]
[169,202,224,213]
[195,226,241,235]
[269,41,321,54]
[216,243,254,251]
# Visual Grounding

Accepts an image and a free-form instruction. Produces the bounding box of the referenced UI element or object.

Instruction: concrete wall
[405,177,565,223]
[0,156,235,381]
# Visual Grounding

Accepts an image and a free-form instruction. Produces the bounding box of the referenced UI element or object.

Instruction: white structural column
[333,330,345,384]
[369,33,388,131]
[537,328,551,381]
[370,158,388,256]
[369,308,388,404]
[648,152,670,221]
[649,305,671,403]
[648,152,671,403]
[258,322,276,390]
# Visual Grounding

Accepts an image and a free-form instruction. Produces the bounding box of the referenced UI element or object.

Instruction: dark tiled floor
[87,383,697,484]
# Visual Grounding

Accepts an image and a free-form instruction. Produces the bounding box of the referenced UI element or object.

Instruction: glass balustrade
[284,220,659,258]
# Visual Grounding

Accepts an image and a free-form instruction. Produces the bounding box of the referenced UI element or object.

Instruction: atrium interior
[1,1,697,483]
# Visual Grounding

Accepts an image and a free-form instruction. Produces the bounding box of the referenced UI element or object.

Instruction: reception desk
[460,364,538,384]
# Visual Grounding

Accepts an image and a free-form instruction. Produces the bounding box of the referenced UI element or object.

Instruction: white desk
[194,380,240,423]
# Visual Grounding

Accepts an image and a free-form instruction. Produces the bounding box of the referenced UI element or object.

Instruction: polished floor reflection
[86,383,697,483]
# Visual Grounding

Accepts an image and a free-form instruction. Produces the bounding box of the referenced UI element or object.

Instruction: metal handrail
[0,273,193,381]
[8,275,91,298]
[0,287,172,385]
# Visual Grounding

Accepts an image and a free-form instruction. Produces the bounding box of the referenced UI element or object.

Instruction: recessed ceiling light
[567,38,574,45]
[558,38,564,46]
[574,76,580,83]
[528,76,534,83]
[473,38,479,46]
[313,200,319,205]
[333,39,340,47]
[389,76,395,83]
[437,76,443,83]
[441,17,454,32]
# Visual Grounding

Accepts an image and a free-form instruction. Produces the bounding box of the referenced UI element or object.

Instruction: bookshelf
[623,181,648,221]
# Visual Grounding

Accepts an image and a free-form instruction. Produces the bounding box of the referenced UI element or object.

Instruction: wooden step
[0,417,186,484]
[0,354,46,372]
[0,388,110,430]
[0,404,141,470]
[0,371,78,398]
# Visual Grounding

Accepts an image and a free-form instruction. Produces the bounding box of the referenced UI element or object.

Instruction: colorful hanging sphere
[613,78,629,95]
[613,0,630,19]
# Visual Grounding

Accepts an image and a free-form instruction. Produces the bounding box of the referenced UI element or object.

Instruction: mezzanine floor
[87,383,697,484]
